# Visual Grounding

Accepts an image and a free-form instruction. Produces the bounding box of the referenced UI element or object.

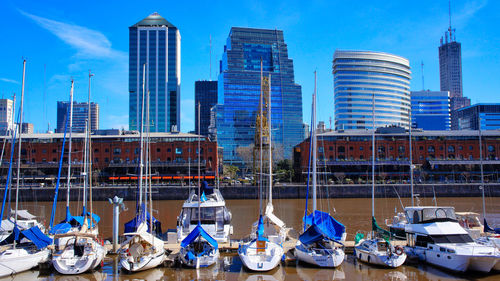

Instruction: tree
[223,165,239,179]
[275,159,293,183]
[236,145,254,177]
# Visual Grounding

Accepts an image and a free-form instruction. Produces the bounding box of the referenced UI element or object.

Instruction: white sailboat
[354,94,406,267]
[179,102,219,268]
[0,60,51,277]
[120,65,166,272]
[295,71,346,268]
[238,71,283,272]
[52,74,107,275]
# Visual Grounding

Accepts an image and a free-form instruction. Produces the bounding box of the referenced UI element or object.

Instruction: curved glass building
[332,50,411,130]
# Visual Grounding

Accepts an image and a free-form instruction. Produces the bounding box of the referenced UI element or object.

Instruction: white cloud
[0,78,20,84]
[19,10,126,61]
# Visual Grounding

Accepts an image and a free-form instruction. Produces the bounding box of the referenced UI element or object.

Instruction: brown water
[6,196,500,280]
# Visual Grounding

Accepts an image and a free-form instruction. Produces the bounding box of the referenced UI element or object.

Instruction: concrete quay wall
[15,183,500,201]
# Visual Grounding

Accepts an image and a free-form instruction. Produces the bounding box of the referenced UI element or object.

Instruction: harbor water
[5,196,500,280]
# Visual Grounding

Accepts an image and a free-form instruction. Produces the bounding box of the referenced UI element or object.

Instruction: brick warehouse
[293,128,500,184]
[0,131,219,185]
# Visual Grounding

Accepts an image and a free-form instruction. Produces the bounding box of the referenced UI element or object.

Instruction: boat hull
[52,242,106,275]
[120,251,165,272]
[238,240,283,271]
[355,246,406,268]
[0,248,49,277]
[295,241,344,267]
[179,247,219,268]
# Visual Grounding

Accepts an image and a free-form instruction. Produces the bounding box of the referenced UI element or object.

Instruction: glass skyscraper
[129,12,180,132]
[57,101,99,133]
[216,27,303,165]
[411,90,451,130]
[332,50,411,130]
[455,104,500,130]
[195,80,218,136]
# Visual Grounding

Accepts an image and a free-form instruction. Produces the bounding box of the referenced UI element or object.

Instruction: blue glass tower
[195,81,218,136]
[129,12,180,132]
[411,91,451,130]
[216,27,303,165]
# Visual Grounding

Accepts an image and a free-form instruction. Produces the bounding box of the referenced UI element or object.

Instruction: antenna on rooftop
[448,0,455,42]
[421,61,425,90]
[209,35,212,81]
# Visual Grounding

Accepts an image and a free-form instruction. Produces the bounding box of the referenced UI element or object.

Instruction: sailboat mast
[478,107,486,219]
[138,64,146,209]
[409,103,414,206]
[82,119,88,215]
[312,71,317,212]
[66,80,74,219]
[87,71,94,223]
[197,102,201,225]
[371,94,375,218]
[15,59,26,227]
[147,90,153,235]
[267,73,273,205]
[259,60,264,216]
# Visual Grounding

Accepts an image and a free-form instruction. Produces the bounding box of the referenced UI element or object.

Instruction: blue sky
[0,0,498,133]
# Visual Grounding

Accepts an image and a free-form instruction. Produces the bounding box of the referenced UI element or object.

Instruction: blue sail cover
[124,205,162,234]
[180,223,218,250]
[484,219,500,234]
[49,222,72,235]
[301,210,345,243]
[256,215,268,242]
[0,226,52,249]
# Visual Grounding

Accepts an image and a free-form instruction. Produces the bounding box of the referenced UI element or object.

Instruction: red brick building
[293,128,500,183]
[0,132,219,184]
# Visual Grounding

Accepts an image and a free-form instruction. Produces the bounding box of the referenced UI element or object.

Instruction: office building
[216,27,304,165]
[332,50,411,130]
[195,80,218,136]
[129,12,181,132]
[454,104,500,130]
[57,101,99,133]
[411,90,451,130]
[21,122,34,134]
[0,99,14,135]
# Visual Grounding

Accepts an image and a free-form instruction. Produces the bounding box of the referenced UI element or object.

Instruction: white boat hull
[52,240,106,275]
[179,247,219,268]
[120,250,165,272]
[295,240,344,267]
[406,245,499,272]
[355,246,406,268]
[238,240,283,271]
[0,248,50,277]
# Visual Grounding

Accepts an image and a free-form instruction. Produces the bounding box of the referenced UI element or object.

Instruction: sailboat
[0,60,52,277]
[238,72,284,272]
[51,76,107,275]
[295,71,346,268]
[179,102,219,268]
[119,65,166,272]
[354,94,406,267]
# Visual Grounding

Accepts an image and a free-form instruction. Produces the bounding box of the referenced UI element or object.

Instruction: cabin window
[415,235,432,247]
[190,207,216,224]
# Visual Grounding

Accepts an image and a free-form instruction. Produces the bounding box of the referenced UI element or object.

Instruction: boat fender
[394,246,404,256]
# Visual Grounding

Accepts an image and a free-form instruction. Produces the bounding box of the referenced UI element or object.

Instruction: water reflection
[296,266,345,280]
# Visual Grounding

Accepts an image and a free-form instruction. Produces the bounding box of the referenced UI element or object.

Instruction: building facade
[216,27,304,165]
[129,12,181,132]
[0,99,14,135]
[21,123,34,134]
[0,132,217,184]
[454,104,500,130]
[293,129,500,183]
[332,50,411,130]
[411,90,450,130]
[195,80,218,136]
[56,101,99,133]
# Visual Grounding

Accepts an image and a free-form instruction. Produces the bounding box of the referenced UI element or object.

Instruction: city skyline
[0,0,498,133]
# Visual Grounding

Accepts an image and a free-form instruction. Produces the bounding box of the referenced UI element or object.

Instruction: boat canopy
[181,223,218,250]
[256,215,269,242]
[49,222,72,235]
[301,210,345,243]
[0,226,52,249]
[484,219,500,234]
[124,205,162,234]
[11,210,36,220]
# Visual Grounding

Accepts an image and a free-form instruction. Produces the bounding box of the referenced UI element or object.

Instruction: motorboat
[177,183,232,243]
[404,206,500,272]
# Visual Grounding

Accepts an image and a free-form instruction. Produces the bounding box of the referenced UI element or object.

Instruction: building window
[488,145,495,152]
[135,148,140,154]
[448,145,455,153]
[167,148,171,152]
[53,149,57,153]
[439,146,443,151]
[176,147,182,154]
[319,147,324,153]
[359,155,364,160]
[419,146,423,151]
[338,146,345,153]
[428,146,435,153]
[105,148,109,153]
[42,149,47,154]
[208,148,212,152]
[359,146,363,151]
[113,148,121,155]
[349,146,353,151]
[157,148,161,152]
[94,148,99,153]
[389,146,393,151]
[458,145,463,150]
[94,158,99,163]
[398,146,405,154]
[469,146,473,150]
[329,146,333,151]
[104,157,109,163]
